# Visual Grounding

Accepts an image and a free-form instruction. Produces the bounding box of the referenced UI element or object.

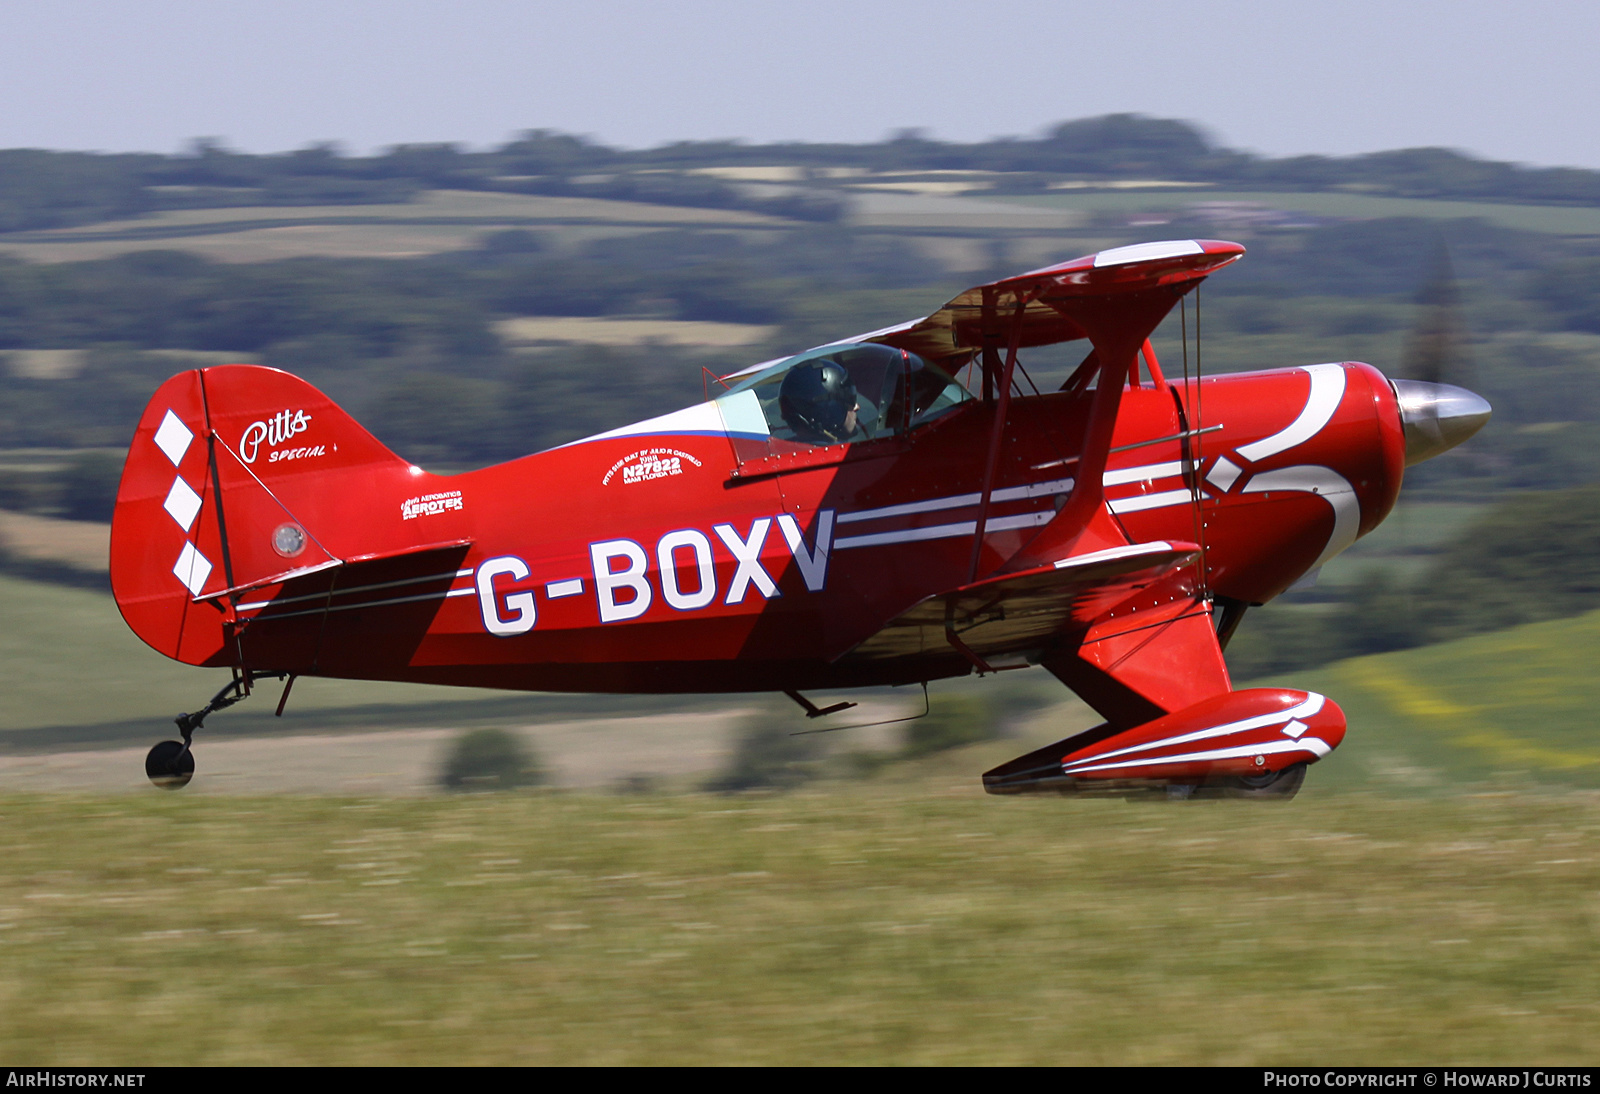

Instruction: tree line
[2,214,1597,466]
[8,115,1600,235]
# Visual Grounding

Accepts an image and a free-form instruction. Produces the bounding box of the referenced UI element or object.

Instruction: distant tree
[1040,114,1213,175]
[55,451,123,522]
[705,716,820,793]
[440,728,543,791]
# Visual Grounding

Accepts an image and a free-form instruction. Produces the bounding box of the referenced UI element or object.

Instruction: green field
[1313,500,1489,590]
[1272,610,1600,792]
[0,189,791,264]
[3,572,1599,1062]
[998,189,1600,235]
[11,180,1596,270]
[0,574,752,750]
[0,573,508,738]
[7,566,1600,792]
[0,787,1595,1064]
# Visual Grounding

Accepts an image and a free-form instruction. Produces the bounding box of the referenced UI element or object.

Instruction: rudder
[111,365,418,666]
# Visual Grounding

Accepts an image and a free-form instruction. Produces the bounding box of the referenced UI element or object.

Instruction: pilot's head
[779,360,859,444]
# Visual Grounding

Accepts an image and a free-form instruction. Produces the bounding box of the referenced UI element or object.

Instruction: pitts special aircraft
[110,239,1490,796]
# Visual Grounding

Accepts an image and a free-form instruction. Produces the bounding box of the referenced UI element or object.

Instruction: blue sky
[4,0,1596,168]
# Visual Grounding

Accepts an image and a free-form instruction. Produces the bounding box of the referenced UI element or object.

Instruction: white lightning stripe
[1061,737,1333,776]
[236,569,474,612]
[546,579,584,598]
[990,478,1076,504]
[1242,466,1361,568]
[1236,364,1347,462]
[241,585,475,622]
[1103,461,1184,487]
[1063,693,1327,769]
[837,478,1074,525]
[1053,541,1178,570]
[836,492,969,524]
[834,509,1054,549]
[1107,489,1192,514]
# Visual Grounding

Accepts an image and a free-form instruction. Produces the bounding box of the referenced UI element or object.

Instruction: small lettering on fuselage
[473,511,834,636]
[602,447,704,487]
[401,490,464,520]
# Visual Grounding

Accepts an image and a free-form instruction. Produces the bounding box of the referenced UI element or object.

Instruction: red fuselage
[121,360,1400,694]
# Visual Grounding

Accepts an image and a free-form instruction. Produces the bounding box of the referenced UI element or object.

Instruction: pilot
[778,360,860,444]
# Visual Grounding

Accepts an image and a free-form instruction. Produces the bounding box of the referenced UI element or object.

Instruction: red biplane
[109,239,1489,796]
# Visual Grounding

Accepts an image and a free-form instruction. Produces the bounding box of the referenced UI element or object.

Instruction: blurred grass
[2,569,1599,1062]
[0,786,1595,1064]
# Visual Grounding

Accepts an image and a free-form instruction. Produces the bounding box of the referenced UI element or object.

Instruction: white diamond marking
[162,478,203,532]
[1206,455,1243,493]
[154,410,194,467]
[1281,719,1309,740]
[172,541,213,596]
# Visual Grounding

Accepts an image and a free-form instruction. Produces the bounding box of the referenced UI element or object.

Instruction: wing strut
[967,290,1035,582]
[1002,289,1181,571]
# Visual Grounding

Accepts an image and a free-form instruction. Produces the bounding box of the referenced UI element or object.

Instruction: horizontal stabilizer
[834,541,1197,666]
[194,538,473,603]
[230,539,476,675]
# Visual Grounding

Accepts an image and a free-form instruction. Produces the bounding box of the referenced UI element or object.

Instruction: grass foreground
[0,783,1596,1065]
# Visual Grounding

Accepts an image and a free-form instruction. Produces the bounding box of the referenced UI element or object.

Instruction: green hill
[9,560,1600,797]
[1257,608,1600,792]
[0,574,741,750]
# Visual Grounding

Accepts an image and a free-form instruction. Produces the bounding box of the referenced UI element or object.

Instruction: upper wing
[718,238,1244,382]
[845,239,1245,366]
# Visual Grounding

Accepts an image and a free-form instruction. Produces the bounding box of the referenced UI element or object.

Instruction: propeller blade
[1400,238,1475,389]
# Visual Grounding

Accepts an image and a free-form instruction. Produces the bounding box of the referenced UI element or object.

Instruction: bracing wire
[1014,359,1042,397]
[1181,298,1201,545]
[1194,282,1210,599]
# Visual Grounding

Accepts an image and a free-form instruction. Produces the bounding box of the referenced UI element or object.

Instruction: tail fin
[111,365,424,666]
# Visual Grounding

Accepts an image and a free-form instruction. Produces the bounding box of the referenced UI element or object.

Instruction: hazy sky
[3,0,1596,168]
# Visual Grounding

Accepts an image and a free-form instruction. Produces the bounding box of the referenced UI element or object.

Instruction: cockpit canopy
[715,343,971,448]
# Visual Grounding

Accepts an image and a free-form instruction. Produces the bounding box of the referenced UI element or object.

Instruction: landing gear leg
[145,672,277,789]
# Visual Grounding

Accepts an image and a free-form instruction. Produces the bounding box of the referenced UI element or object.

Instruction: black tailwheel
[146,740,195,790]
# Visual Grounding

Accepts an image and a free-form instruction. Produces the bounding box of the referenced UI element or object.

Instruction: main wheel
[1222,761,1307,800]
[145,740,195,790]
